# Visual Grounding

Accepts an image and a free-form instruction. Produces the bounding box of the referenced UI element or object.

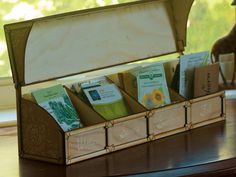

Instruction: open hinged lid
[4,0,194,87]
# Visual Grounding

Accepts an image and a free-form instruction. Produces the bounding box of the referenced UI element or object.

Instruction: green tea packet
[32,84,83,131]
[83,84,129,120]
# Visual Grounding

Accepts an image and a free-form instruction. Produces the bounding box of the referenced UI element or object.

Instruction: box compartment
[109,62,188,140]
[73,79,148,152]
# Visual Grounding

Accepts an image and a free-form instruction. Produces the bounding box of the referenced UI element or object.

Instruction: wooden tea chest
[4,0,225,165]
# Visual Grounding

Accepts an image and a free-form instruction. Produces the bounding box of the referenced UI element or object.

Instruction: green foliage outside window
[185,0,234,53]
[0,0,234,77]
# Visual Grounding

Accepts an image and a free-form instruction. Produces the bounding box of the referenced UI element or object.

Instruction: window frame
[0,77,15,110]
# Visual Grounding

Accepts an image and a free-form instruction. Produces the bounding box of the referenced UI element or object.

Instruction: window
[185,0,234,53]
[0,0,235,124]
[0,0,234,77]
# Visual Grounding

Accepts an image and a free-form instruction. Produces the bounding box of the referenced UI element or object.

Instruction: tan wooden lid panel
[4,0,194,86]
[24,1,175,84]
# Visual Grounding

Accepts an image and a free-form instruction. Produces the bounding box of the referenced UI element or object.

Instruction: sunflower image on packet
[152,88,165,106]
[137,63,171,109]
[141,88,166,109]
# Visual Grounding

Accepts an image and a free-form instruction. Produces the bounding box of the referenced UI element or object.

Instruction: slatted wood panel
[107,116,147,147]
[66,127,106,161]
[149,102,186,136]
[191,97,222,124]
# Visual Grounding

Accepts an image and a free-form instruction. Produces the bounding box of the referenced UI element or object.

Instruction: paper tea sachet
[136,63,171,109]
[83,84,129,120]
[194,63,219,97]
[71,76,109,95]
[179,51,211,99]
[32,84,83,132]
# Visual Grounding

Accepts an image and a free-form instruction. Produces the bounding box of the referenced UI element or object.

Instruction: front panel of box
[149,102,186,135]
[107,117,147,147]
[191,96,222,124]
[66,127,106,160]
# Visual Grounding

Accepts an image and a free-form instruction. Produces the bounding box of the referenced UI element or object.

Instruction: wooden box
[4,0,206,165]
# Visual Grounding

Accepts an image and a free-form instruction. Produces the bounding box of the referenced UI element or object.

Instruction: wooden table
[1,99,236,177]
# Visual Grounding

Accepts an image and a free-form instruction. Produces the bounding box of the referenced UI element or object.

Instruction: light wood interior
[108,63,185,109]
[169,88,185,102]
[121,72,138,99]
[22,79,147,125]
[107,74,122,88]
[119,89,147,115]
[65,88,106,126]
[108,72,138,100]
[22,87,106,128]
[66,78,147,120]
[163,59,179,86]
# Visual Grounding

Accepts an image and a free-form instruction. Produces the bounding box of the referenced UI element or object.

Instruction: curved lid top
[4,0,194,86]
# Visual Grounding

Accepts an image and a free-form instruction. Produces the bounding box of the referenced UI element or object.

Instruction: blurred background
[0,0,235,125]
[0,0,234,77]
